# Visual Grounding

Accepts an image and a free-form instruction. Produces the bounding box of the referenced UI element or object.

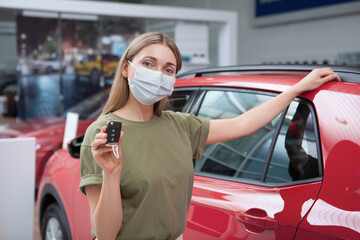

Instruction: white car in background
[32,57,67,74]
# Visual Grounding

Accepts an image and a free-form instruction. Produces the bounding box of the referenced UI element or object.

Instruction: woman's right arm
[85,126,124,240]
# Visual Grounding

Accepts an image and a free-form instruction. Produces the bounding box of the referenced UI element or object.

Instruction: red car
[0,90,107,188]
[37,65,360,240]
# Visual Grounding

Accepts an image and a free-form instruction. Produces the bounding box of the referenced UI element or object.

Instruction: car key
[105,121,122,147]
[105,121,122,159]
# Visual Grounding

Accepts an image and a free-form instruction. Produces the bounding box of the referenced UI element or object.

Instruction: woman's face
[123,43,177,81]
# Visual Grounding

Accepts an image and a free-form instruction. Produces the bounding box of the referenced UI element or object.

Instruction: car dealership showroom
[0,0,360,240]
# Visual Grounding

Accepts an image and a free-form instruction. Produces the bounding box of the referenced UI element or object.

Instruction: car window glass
[265,101,320,183]
[195,90,281,182]
[164,90,196,112]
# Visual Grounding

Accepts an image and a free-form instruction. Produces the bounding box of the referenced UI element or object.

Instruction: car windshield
[60,90,108,120]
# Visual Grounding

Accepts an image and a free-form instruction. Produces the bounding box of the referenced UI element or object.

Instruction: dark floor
[34,201,40,240]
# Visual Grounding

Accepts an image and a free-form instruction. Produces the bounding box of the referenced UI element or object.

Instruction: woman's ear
[122,61,128,78]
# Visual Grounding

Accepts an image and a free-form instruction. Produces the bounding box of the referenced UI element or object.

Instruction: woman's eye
[164,68,174,74]
[143,62,152,67]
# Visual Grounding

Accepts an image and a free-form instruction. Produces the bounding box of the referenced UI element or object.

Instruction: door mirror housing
[67,135,84,159]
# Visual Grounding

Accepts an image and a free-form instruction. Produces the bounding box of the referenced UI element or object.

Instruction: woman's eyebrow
[143,56,158,61]
[165,62,176,67]
[143,56,176,67]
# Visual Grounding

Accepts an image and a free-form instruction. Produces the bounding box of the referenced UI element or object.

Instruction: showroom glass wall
[1,9,143,119]
[0,10,17,118]
[0,9,215,120]
[19,13,142,119]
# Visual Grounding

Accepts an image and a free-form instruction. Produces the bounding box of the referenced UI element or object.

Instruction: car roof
[175,74,304,94]
[177,64,360,84]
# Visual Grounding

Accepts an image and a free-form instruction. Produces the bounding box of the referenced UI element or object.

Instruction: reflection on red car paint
[0,90,107,187]
[295,140,360,240]
[36,65,360,239]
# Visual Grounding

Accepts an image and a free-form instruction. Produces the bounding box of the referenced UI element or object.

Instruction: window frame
[170,87,202,113]
[192,86,323,188]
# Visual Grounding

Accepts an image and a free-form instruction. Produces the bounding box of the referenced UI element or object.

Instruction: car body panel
[184,175,321,240]
[37,68,360,239]
[0,116,66,138]
[34,120,94,186]
[175,75,303,91]
[295,85,360,239]
[37,149,92,240]
[294,140,360,239]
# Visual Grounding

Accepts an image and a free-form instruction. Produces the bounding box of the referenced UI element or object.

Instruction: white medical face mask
[127,60,176,105]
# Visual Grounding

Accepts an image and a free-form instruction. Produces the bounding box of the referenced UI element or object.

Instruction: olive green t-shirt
[79,111,209,240]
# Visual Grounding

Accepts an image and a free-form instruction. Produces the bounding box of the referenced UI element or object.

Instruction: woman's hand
[91,126,124,175]
[294,68,341,94]
[87,126,124,239]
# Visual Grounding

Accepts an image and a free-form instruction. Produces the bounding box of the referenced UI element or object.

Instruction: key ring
[112,144,119,159]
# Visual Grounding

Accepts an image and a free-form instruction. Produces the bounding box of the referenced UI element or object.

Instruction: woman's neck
[113,95,154,121]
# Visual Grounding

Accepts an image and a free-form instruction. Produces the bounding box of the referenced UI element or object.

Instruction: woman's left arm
[206,68,341,145]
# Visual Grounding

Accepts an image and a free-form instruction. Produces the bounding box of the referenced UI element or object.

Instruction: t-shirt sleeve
[186,114,210,160]
[79,125,103,195]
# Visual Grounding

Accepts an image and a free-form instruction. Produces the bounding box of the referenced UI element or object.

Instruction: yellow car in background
[75,54,120,85]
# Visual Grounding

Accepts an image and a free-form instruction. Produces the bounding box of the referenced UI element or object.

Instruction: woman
[79,32,340,240]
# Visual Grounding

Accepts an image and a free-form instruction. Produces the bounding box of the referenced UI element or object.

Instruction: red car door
[184,89,323,239]
[185,177,321,240]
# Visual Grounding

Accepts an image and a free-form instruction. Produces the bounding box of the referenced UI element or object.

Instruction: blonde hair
[101,32,182,116]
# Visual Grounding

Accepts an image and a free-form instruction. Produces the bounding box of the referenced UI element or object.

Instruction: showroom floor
[0,116,16,125]
[34,201,41,240]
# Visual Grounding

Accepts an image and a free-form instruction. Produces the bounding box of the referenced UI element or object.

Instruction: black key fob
[105,121,122,147]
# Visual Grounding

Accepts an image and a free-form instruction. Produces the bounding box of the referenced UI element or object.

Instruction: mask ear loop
[127,60,136,85]
[112,144,119,159]
[127,60,137,68]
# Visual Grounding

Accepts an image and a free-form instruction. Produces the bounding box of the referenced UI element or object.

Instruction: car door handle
[236,208,278,230]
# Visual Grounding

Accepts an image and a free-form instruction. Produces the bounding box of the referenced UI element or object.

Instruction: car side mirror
[67,135,84,159]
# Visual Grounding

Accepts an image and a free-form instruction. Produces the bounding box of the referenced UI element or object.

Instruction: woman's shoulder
[161,110,205,127]
[88,113,113,130]
[161,110,210,145]
[82,113,114,146]
[161,110,192,122]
